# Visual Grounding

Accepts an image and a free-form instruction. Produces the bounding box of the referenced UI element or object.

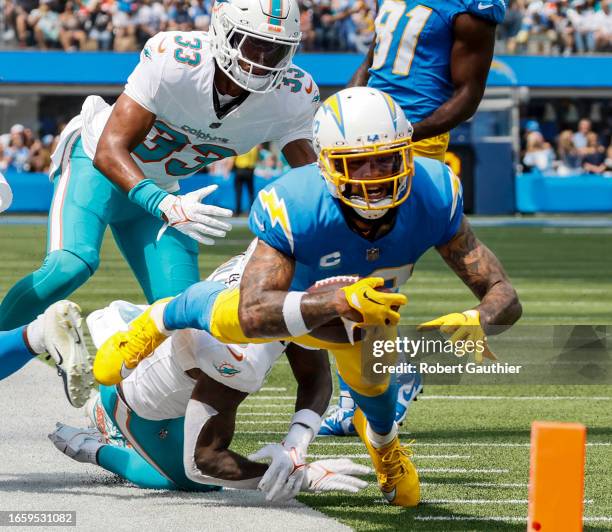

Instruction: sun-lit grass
[1,220,610,531]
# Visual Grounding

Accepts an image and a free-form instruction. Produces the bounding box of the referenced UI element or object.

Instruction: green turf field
[1,221,611,530]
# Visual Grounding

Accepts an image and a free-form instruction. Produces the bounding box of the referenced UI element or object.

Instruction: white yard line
[421,482,528,488]
[418,468,510,474]
[246,395,612,401]
[268,441,612,448]
[241,431,287,435]
[238,413,292,417]
[236,421,293,425]
[420,499,593,505]
[259,387,287,392]
[308,454,471,460]
[414,516,611,523]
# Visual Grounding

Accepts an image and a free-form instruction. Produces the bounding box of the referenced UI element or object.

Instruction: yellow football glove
[341,277,407,328]
[417,310,496,363]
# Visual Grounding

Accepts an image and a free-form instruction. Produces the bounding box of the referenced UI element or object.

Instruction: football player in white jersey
[0,173,93,406]
[0,0,320,369]
[50,255,370,501]
[0,171,12,214]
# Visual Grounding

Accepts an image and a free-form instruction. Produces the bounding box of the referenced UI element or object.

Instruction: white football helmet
[313,87,414,220]
[210,0,301,93]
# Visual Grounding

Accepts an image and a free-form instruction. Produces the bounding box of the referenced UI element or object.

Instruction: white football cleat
[48,422,105,465]
[42,301,94,408]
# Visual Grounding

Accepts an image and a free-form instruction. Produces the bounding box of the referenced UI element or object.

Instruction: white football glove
[303,458,372,494]
[158,185,233,245]
[248,443,307,502]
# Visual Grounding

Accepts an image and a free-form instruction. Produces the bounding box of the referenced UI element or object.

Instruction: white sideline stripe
[267,441,612,448]
[421,482,528,488]
[419,468,509,473]
[246,395,612,401]
[241,431,287,434]
[259,387,287,391]
[414,516,611,523]
[236,421,291,425]
[308,454,471,460]
[239,413,292,417]
[420,499,593,505]
[415,516,524,522]
[420,395,612,401]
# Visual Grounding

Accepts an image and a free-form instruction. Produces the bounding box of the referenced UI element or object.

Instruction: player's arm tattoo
[286,343,332,416]
[190,374,266,484]
[436,216,522,330]
[93,93,156,193]
[238,240,352,338]
[410,14,495,142]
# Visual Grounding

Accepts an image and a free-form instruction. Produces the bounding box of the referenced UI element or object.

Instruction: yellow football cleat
[93,299,171,385]
[353,408,420,507]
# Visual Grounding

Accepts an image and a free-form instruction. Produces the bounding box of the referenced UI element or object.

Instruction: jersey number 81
[372,2,432,76]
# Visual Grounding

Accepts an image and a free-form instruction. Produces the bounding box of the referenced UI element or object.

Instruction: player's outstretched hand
[249,443,307,502]
[159,184,233,245]
[340,277,407,327]
[303,459,372,493]
[417,310,497,363]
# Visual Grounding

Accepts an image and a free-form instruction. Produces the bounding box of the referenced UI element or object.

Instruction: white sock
[26,314,47,355]
[150,301,171,336]
[366,421,398,449]
[339,392,355,410]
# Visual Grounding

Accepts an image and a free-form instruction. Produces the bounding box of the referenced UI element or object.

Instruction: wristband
[282,291,310,337]
[127,179,169,219]
[284,409,322,450]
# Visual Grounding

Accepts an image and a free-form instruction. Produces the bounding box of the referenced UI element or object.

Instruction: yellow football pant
[208,287,393,396]
[412,132,449,162]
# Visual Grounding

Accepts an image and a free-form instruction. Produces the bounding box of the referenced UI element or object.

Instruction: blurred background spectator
[2,0,612,53]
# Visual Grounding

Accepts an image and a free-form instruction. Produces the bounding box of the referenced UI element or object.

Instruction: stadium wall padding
[2,53,612,87]
[4,169,612,214]
[2,170,269,214]
[516,173,612,213]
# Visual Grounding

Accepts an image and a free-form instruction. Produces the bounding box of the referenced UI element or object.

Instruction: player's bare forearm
[411,14,495,142]
[348,38,375,87]
[286,343,332,416]
[93,93,156,193]
[282,139,317,167]
[191,375,267,484]
[238,240,353,338]
[436,217,522,330]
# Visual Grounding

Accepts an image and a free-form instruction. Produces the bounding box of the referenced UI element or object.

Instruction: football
[306,276,361,343]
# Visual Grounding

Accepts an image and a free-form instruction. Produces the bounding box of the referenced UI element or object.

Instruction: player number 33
[174,35,203,67]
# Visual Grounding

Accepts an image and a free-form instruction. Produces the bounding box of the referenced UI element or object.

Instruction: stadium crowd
[521,117,612,175]
[3,115,612,177]
[0,123,288,183]
[2,0,612,53]
[0,0,376,52]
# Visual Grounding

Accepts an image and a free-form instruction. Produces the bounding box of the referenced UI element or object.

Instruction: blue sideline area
[5,169,612,214]
[516,173,612,213]
[2,170,271,213]
[2,53,612,88]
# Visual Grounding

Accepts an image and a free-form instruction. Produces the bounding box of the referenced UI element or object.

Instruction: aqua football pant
[0,136,199,330]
